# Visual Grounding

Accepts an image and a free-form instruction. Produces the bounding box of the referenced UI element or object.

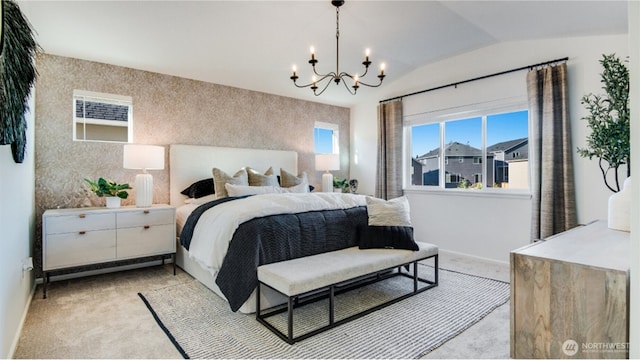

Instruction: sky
[412,110,529,157]
[315,128,334,153]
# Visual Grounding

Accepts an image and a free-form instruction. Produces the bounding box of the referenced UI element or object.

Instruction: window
[408,105,529,191]
[73,90,133,142]
[314,121,339,154]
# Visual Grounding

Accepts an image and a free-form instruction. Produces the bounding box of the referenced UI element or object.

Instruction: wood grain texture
[511,221,629,359]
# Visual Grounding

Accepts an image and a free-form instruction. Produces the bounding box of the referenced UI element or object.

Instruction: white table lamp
[315,154,340,192]
[123,144,165,207]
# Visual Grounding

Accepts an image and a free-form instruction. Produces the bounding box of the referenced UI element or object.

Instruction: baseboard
[8,281,36,359]
[35,259,173,284]
[439,248,509,266]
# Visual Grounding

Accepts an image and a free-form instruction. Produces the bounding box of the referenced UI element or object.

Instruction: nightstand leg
[173,254,176,275]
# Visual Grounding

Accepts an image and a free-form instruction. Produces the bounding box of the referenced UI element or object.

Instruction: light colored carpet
[139,265,509,359]
[13,251,511,359]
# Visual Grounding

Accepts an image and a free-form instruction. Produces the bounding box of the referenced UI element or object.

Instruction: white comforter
[188,192,367,275]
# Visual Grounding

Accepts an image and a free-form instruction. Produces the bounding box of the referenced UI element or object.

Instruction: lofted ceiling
[18,1,628,108]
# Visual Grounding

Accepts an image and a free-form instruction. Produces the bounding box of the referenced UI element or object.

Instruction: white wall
[351,34,628,262]
[0,95,36,358]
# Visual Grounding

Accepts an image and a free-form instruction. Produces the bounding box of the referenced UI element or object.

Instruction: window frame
[73,90,133,143]
[404,97,531,196]
[314,121,340,154]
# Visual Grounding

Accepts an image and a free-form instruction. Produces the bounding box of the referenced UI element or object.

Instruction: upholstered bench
[256,241,439,344]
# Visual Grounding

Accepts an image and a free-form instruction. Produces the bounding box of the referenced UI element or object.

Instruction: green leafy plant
[333,177,349,192]
[577,53,630,193]
[84,178,131,199]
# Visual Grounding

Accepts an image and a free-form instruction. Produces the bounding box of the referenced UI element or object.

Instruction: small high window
[73,90,133,143]
[314,121,339,154]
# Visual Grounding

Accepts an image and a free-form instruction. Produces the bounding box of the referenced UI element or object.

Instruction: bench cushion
[257,241,438,297]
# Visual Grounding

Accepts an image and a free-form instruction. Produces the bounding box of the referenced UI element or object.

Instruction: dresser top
[512,220,630,272]
[44,204,174,215]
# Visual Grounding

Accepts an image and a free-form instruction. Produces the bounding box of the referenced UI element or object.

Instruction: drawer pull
[143,210,150,214]
[79,214,86,219]
[144,225,150,229]
[79,231,86,235]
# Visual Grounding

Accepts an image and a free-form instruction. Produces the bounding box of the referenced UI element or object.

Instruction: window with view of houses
[409,109,529,191]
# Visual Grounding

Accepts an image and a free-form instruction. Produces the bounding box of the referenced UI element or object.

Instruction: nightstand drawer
[44,229,116,270]
[117,208,174,228]
[116,224,175,259]
[45,212,115,235]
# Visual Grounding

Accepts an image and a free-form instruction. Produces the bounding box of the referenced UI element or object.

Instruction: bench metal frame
[256,253,438,344]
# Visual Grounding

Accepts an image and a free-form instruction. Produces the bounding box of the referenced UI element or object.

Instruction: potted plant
[333,178,349,193]
[577,53,630,193]
[84,178,132,208]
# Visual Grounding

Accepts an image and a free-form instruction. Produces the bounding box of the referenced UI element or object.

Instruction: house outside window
[408,106,529,191]
[73,90,133,143]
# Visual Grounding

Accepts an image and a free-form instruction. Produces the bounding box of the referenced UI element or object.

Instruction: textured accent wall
[33,53,350,274]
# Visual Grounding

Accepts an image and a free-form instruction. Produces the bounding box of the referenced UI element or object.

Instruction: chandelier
[290,0,386,96]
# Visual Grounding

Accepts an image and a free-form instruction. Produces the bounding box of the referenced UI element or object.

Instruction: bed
[170,144,368,313]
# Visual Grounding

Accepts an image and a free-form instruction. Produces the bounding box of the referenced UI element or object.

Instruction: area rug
[138,265,509,359]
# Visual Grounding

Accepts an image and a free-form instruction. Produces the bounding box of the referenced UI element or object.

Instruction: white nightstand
[42,204,176,298]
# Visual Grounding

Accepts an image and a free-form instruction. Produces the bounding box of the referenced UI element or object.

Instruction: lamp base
[322,172,333,193]
[135,173,153,207]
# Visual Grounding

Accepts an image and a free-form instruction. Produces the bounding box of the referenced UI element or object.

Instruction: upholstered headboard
[169,144,298,206]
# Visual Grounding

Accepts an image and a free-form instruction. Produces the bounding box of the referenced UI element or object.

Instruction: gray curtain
[375,100,403,199]
[527,63,577,240]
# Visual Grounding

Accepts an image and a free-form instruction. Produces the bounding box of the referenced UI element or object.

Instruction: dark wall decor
[0,0,38,163]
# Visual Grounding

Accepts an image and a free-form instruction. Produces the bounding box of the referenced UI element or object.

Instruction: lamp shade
[123,144,165,171]
[315,154,340,172]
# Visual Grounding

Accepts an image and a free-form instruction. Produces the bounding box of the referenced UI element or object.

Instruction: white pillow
[225,183,280,197]
[366,196,412,226]
[184,194,217,205]
[280,182,310,193]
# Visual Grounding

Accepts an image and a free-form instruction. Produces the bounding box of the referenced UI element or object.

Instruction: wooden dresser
[510,220,629,359]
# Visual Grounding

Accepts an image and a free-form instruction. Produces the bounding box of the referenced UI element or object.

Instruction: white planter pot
[608,177,631,231]
[106,197,121,209]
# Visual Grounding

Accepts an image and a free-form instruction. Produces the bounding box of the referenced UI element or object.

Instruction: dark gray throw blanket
[180,196,368,312]
[217,206,368,311]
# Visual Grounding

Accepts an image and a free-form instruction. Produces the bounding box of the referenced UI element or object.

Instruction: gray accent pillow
[246,166,279,187]
[280,169,309,188]
[212,168,248,199]
[366,196,412,226]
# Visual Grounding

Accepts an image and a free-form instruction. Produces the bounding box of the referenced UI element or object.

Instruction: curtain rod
[379,57,569,104]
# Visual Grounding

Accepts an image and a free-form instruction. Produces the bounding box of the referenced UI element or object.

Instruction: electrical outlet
[22,257,33,279]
